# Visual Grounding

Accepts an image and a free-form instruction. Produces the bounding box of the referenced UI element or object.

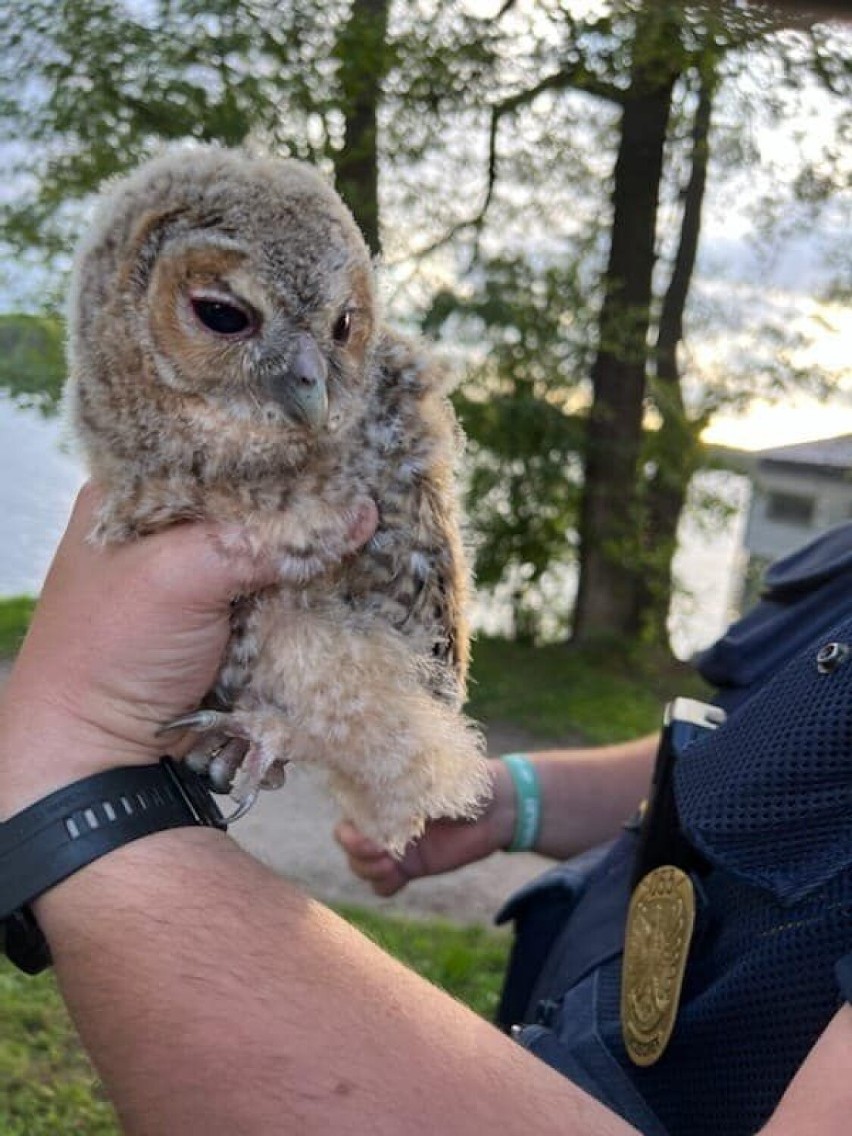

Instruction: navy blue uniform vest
[496,523,852,1135]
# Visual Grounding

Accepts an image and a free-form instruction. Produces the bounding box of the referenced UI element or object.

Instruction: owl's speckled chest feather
[214,330,469,713]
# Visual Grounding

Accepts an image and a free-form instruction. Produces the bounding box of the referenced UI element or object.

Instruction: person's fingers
[52,485,380,635]
[367,872,408,898]
[338,847,393,880]
[335,821,387,860]
[154,497,379,606]
[58,483,280,607]
[137,520,279,609]
[334,824,394,878]
[341,849,408,895]
[335,822,413,895]
[64,480,104,534]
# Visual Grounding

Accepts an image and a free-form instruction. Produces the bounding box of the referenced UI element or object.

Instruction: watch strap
[0,757,226,928]
[2,906,52,974]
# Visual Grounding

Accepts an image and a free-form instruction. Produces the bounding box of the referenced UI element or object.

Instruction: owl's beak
[269,332,329,431]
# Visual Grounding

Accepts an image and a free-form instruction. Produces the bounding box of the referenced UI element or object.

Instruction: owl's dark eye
[191,297,254,337]
[333,310,352,345]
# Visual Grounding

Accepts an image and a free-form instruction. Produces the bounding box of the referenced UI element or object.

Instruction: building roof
[757,434,852,479]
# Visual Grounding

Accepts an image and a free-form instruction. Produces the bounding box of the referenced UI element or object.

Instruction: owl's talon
[157,709,236,736]
[208,741,250,792]
[185,748,215,775]
[162,712,273,812]
[221,790,260,825]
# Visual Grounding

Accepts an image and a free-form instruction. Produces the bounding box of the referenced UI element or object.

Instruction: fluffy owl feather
[66,145,489,853]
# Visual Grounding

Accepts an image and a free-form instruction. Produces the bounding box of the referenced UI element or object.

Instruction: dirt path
[0,657,568,924]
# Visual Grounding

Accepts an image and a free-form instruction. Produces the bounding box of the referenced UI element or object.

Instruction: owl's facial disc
[264,331,329,432]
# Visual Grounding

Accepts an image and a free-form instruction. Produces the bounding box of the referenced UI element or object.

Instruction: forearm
[34,826,639,1136]
[504,735,657,860]
[341,736,660,897]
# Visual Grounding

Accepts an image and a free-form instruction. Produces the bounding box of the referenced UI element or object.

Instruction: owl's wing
[396,484,470,701]
[347,330,471,707]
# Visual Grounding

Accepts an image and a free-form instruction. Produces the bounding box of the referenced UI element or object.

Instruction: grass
[467,633,710,743]
[0,960,117,1135]
[0,596,35,657]
[1,910,511,1134]
[338,904,511,1021]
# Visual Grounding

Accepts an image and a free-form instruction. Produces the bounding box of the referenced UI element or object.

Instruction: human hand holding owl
[0,484,286,818]
[65,146,489,853]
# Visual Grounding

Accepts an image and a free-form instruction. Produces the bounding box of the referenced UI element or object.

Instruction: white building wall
[745,467,852,562]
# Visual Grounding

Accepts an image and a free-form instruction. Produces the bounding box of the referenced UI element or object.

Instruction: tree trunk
[637,65,715,648]
[335,0,390,256]
[572,7,680,644]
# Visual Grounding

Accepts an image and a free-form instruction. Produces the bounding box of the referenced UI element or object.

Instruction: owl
[65,145,489,854]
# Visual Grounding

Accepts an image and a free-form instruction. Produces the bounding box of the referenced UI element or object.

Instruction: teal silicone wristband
[500,753,541,853]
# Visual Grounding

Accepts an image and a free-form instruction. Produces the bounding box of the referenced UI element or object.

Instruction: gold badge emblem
[621,865,696,1067]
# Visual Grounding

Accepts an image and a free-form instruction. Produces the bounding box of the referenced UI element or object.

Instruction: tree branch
[493,63,624,121]
[401,62,624,262]
[495,0,520,18]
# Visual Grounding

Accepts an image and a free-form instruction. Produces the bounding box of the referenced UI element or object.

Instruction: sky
[690,56,851,450]
[701,299,852,450]
[704,394,852,451]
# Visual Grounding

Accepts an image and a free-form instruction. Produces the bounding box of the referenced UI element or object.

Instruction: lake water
[0,395,750,659]
[0,396,85,596]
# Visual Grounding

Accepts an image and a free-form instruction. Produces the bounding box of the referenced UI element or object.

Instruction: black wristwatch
[0,757,227,974]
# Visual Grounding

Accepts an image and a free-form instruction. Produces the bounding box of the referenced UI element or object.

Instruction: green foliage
[1,0,849,650]
[0,596,36,656]
[0,0,500,263]
[0,315,65,414]
[467,635,709,743]
[457,392,581,586]
[1,0,344,258]
[429,256,594,639]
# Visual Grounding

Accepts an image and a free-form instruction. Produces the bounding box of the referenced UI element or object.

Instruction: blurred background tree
[0,0,848,654]
[425,256,591,640]
[0,314,65,413]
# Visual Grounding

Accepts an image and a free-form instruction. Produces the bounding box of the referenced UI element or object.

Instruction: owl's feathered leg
[160,605,491,853]
[233,606,491,855]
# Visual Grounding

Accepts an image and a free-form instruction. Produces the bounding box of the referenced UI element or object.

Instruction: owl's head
[68,146,378,478]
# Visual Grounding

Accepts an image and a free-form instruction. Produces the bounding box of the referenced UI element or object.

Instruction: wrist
[0,677,161,819]
[497,753,542,853]
[486,757,523,852]
[2,758,230,974]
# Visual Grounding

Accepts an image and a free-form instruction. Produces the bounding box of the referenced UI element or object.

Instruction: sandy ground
[0,657,559,924]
